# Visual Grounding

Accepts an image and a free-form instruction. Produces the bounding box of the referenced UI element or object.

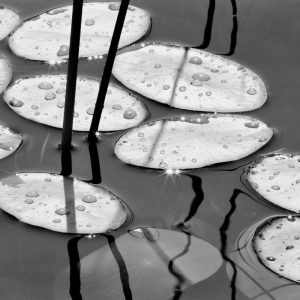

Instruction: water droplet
[86,107,94,115]
[112,104,123,110]
[123,108,137,119]
[57,101,65,108]
[26,191,39,197]
[191,79,203,86]
[244,122,259,128]
[56,87,65,94]
[82,195,97,203]
[53,219,61,223]
[76,205,86,211]
[138,132,144,137]
[163,85,170,90]
[287,215,296,222]
[259,137,268,143]
[154,63,161,69]
[206,91,212,96]
[108,3,120,10]
[38,82,53,90]
[258,233,265,240]
[271,185,280,190]
[25,199,34,204]
[45,92,56,100]
[9,99,24,107]
[179,86,186,92]
[286,245,294,250]
[247,88,257,95]
[266,256,276,261]
[55,207,70,216]
[159,161,168,169]
[85,19,95,26]
[31,105,38,110]
[189,57,202,65]
[251,182,259,189]
[45,178,52,182]
[57,45,69,57]
[296,179,300,184]
[210,68,219,73]
[192,73,211,81]
[191,158,197,163]
[223,144,228,149]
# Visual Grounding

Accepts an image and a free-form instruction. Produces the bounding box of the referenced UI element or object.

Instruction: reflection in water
[63,177,77,233]
[104,234,133,300]
[68,235,83,300]
[88,139,102,184]
[60,148,72,176]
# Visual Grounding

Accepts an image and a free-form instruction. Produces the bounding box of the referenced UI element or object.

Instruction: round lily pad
[4,75,149,132]
[253,215,300,283]
[246,154,300,212]
[0,7,21,41]
[8,2,151,63]
[112,43,267,112]
[0,125,22,159]
[114,114,273,170]
[0,56,12,95]
[54,227,222,299]
[0,173,131,234]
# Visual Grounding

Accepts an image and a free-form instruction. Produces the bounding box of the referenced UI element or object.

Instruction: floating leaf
[4,75,149,132]
[54,227,222,299]
[0,173,131,234]
[0,7,20,41]
[0,56,12,94]
[228,220,300,299]
[8,2,151,62]
[114,114,273,170]
[113,43,267,112]
[0,126,22,159]
[246,154,300,212]
[253,215,300,283]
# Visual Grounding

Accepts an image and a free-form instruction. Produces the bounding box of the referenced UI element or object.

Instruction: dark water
[0,0,300,299]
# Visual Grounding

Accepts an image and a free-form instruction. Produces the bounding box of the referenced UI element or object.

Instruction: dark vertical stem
[61,0,83,151]
[195,0,215,49]
[88,0,130,141]
[88,139,102,184]
[104,234,133,300]
[64,177,77,233]
[68,235,83,300]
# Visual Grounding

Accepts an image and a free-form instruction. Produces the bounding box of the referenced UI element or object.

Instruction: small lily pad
[0,126,22,159]
[8,2,151,62]
[114,114,273,170]
[246,154,300,212]
[0,7,21,41]
[54,227,222,299]
[253,215,300,283]
[0,173,131,234]
[4,75,149,132]
[112,43,267,112]
[0,56,12,94]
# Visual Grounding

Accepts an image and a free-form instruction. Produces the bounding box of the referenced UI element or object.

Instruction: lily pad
[0,173,131,234]
[253,215,300,283]
[112,43,267,112]
[114,114,273,170]
[4,75,149,132]
[0,126,22,159]
[8,2,151,63]
[246,154,300,212]
[0,56,12,94]
[0,7,21,41]
[54,227,222,299]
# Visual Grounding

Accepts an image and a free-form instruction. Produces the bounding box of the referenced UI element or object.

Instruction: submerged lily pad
[4,75,149,132]
[0,126,22,159]
[0,56,12,94]
[54,227,222,299]
[246,154,300,212]
[253,216,300,283]
[0,173,131,234]
[0,7,21,41]
[114,114,273,170]
[112,43,267,112]
[8,2,151,62]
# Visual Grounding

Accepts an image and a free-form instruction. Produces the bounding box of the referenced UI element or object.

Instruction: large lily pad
[112,43,267,112]
[0,173,131,234]
[54,227,222,299]
[114,114,273,170]
[8,2,151,63]
[253,215,300,283]
[246,154,300,212]
[0,56,12,94]
[4,75,149,132]
[0,7,20,41]
[0,125,22,159]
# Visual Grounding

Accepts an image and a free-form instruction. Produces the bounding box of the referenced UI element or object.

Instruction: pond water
[0,0,300,299]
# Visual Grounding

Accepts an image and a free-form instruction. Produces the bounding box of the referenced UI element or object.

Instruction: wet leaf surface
[4,74,149,132]
[0,173,131,234]
[0,6,21,41]
[8,2,151,62]
[113,43,267,112]
[0,55,12,95]
[115,114,273,170]
[0,125,22,160]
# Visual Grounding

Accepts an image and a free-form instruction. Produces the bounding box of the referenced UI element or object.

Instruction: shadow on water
[68,235,83,300]
[87,138,102,184]
[103,234,133,300]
